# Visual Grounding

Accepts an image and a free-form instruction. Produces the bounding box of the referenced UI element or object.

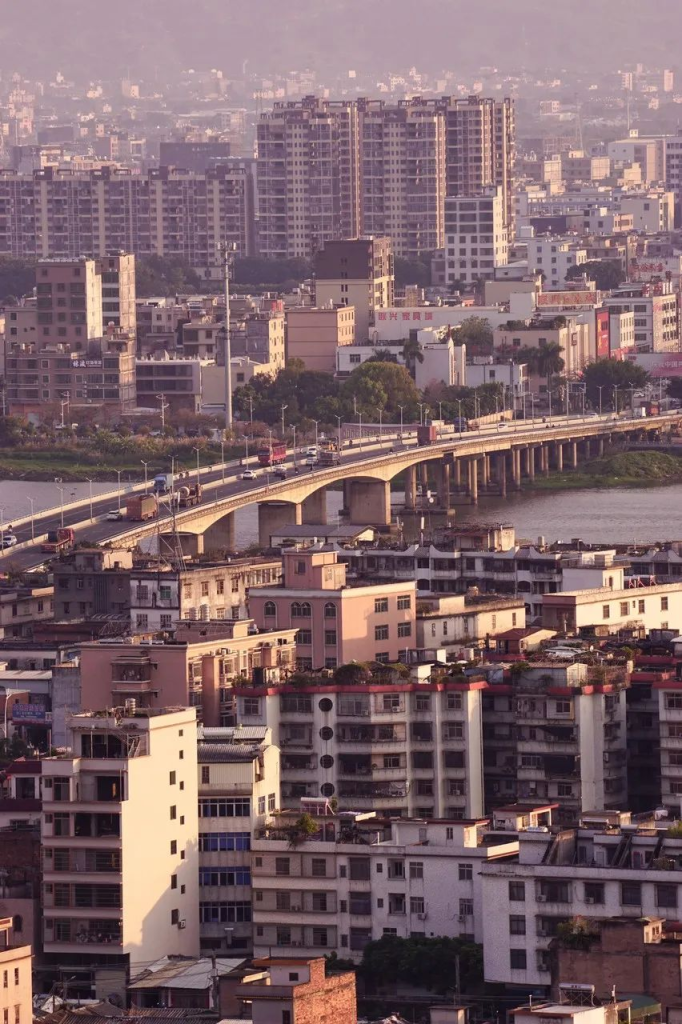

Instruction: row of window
[199,901,252,923]
[198,799,251,818]
[199,832,250,852]
[509,879,680,907]
[248,691,464,718]
[199,867,251,887]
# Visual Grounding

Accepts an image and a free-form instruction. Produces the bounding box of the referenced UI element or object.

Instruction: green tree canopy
[582,358,649,409]
[359,935,483,996]
[566,260,625,291]
[394,257,431,288]
[0,257,36,303]
[342,361,421,420]
[456,316,494,355]
[136,255,202,296]
[233,257,312,288]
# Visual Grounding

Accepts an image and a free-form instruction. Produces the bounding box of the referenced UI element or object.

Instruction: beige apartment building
[285,306,355,372]
[41,708,200,998]
[0,164,255,267]
[5,254,136,417]
[0,918,32,1024]
[314,236,394,343]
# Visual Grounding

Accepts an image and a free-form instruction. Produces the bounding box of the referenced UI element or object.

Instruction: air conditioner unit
[537,894,548,903]
[291,940,303,947]
[178,919,186,929]
[585,895,595,904]
[417,912,428,920]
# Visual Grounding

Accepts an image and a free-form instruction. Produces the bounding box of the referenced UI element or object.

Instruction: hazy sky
[4,0,682,81]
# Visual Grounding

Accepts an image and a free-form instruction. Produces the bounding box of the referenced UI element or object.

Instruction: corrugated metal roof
[198,726,267,741]
[129,957,246,991]
[198,743,260,763]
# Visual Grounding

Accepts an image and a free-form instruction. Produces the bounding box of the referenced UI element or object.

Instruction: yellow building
[0,918,32,1024]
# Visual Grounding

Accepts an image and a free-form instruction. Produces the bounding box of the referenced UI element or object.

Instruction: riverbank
[0,446,241,481]
[528,450,682,491]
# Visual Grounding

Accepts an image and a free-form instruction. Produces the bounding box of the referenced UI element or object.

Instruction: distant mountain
[4,0,682,83]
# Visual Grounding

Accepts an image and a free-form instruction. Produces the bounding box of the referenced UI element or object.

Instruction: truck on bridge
[257,440,287,466]
[41,528,75,554]
[126,495,158,522]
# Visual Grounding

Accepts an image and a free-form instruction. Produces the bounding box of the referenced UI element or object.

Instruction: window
[312,892,328,911]
[656,883,678,909]
[459,898,473,917]
[312,927,329,947]
[584,882,605,904]
[397,595,411,610]
[199,832,250,852]
[169,771,176,785]
[662,597,669,611]
[621,882,641,906]
[311,858,327,877]
[201,767,210,785]
[199,901,252,923]
[276,857,290,876]
[243,698,261,716]
[409,861,424,880]
[324,602,337,618]
[458,864,473,881]
[199,798,251,818]
[510,949,527,971]
[264,601,276,617]
[171,909,179,925]
[375,625,389,641]
[410,896,425,915]
[283,1012,292,1024]
[638,599,645,614]
[602,605,610,620]
[398,622,412,637]
[324,630,337,646]
[446,693,462,710]
[268,793,276,812]
[509,881,525,902]
[375,598,389,614]
[170,805,177,820]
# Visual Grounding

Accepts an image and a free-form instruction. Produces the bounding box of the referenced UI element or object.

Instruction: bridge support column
[302,488,327,525]
[453,459,462,491]
[202,512,236,554]
[436,462,451,509]
[258,501,302,548]
[482,455,490,489]
[570,440,578,469]
[598,436,605,457]
[554,442,563,472]
[511,450,521,490]
[348,480,391,526]
[342,480,352,514]
[541,445,550,477]
[498,454,507,497]
[419,463,429,487]
[404,466,417,510]
[160,533,204,558]
[469,458,479,505]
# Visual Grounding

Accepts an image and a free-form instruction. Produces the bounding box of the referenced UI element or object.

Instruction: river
[1,480,680,549]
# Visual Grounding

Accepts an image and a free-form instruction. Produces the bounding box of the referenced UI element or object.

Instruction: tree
[232,257,311,287]
[0,257,36,303]
[566,260,624,292]
[343,361,420,420]
[136,255,202,296]
[369,348,399,364]
[582,358,649,410]
[456,316,493,356]
[359,935,484,996]
[401,338,423,376]
[536,341,565,394]
[394,257,431,289]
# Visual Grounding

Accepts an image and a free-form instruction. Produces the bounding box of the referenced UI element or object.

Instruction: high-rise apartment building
[40,707,200,998]
[256,94,514,260]
[256,97,361,259]
[443,95,516,236]
[4,255,137,416]
[0,164,255,269]
[443,187,509,287]
[356,99,446,259]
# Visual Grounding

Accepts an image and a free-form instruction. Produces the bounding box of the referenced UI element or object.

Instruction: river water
[1,480,680,548]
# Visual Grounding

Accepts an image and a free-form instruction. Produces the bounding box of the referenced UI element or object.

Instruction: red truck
[417,425,438,445]
[41,527,75,554]
[126,495,158,522]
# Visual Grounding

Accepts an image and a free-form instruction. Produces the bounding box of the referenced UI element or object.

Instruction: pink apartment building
[248,549,417,669]
[79,620,297,723]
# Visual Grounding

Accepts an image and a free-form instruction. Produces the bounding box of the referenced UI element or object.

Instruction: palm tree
[536,342,565,399]
[402,338,424,377]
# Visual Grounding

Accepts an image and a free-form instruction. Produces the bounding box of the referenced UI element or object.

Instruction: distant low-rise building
[286,306,356,373]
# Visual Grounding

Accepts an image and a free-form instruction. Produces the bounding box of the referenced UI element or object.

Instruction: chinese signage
[71,359,102,368]
[537,291,598,307]
[12,702,48,722]
[376,311,435,322]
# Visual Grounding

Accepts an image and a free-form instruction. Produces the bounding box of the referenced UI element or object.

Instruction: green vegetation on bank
[530,450,682,491]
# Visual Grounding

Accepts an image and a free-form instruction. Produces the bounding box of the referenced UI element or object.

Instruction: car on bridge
[273,467,287,479]
[2,534,17,548]
[106,509,124,521]
[241,469,258,481]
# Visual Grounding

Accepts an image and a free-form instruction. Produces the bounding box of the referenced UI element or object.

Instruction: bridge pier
[453,459,462,491]
[469,458,479,504]
[598,436,605,457]
[258,501,302,547]
[512,449,522,490]
[302,488,327,525]
[570,440,578,469]
[160,532,204,558]
[482,455,490,490]
[497,453,507,497]
[404,466,417,510]
[436,462,451,509]
[555,442,564,472]
[348,480,391,526]
[203,512,236,553]
[541,445,550,477]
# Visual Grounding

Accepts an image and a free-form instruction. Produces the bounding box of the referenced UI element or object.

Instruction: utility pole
[221,241,237,431]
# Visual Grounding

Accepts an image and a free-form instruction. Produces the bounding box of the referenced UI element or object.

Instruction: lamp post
[456,400,463,438]
[140,461,149,492]
[60,392,70,429]
[335,415,342,452]
[597,385,603,417]
[292,426,296,469]
[0,508,5,552]
[613,385,620,415]
[55,479,65,528]
[85,478,94,522]
[398,405,404,442]
[1,689,28,741]
[193,447,202,490]
[358,412,363,450]
[220,439,225,483]
[281,404,288,440]
[156,394,168,432]
[27,498,35,542]
[221,241,237,430]
[312,420,319,450]
[418,402,425,426]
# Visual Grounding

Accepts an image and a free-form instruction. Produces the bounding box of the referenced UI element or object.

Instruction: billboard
[12,702,48,722]
[537,291,598,308]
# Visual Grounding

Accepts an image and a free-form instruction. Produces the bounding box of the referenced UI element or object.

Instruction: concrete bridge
[107,412,681,555]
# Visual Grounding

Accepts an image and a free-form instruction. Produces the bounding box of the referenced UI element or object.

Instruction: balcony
[44,918,123,952]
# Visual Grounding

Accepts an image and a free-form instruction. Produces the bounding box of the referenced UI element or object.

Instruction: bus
[257,440,287,466]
